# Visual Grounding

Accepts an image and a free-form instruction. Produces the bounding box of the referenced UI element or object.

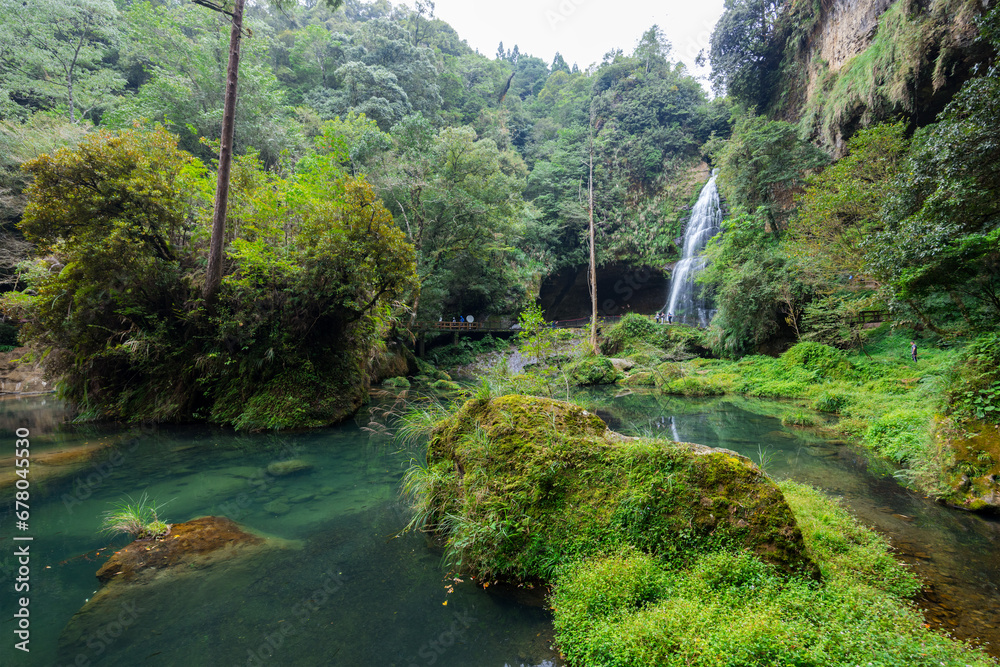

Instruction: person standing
[911,341,918,362]
[667,312,673,324]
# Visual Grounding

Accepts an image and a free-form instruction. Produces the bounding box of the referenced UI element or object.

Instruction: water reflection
[0,396,561,667]
[579,389,1000,656]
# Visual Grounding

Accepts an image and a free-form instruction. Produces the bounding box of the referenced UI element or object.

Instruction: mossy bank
[403,395,995,666]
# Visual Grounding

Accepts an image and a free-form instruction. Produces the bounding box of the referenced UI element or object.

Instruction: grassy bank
[400,394,996,667]
[551,480,991,667]
[597,315,1000,510]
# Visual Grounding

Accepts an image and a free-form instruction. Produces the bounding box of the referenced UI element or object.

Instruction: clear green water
[575,388,1000,656]
[2,390,999,665]
[0,396,557,666]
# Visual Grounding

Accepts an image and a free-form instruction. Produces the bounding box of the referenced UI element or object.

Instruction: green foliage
[374,120,529,321]
[709,0,784,108]
[105,1,297,167]
[599,313,659,355]
[600,313,707,362]
[426,334,510,368]
[517,302,555,363]
[2,125,417,429]
[811,390,849,413]
[780,341,853,380]
[100,492,170,540]
[716,111,829,231]
[868,73,1000,331]
[551,480,988,667]
[702,207,811,357]
[790,122,910,281]
[946,333,1000,423]
[0,0,125,123]
[567,355,620,386]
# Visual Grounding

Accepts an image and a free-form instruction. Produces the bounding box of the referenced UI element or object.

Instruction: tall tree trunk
[203,0,244,301]
[588,120,598,355]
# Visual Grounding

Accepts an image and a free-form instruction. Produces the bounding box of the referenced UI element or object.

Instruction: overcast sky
[397,0,726,84]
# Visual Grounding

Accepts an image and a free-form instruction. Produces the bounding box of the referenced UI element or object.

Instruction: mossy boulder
[654,361,685,385]
[620,371,656,387]
[382,376,411,389]
[567,355,621,385]
[429,379,462,393]
[419,395,818,581]
[96,516,267,583]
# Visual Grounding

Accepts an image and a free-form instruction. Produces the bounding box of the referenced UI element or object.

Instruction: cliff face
[782,0,987,152]
[810,0,896,72]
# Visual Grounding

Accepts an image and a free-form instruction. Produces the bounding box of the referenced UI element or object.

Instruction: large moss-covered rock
[420,395,817,581]
[567,355,621,385]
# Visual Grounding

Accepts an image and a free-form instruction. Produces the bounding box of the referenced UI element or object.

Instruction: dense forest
[0,0,728,425]
[4,1,1000,665]
[0,0,997,449]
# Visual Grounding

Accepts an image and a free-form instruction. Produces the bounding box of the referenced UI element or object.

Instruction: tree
[0,0,124,123]
[587,107,598,354]
[5,124,417,428]
[791,122,910,282]
[716,112,829,231]
[197,0,344,301]
[709,0,784,108]
[375,118,527,323]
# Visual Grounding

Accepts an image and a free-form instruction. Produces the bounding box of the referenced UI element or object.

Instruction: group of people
[655,311,673,324]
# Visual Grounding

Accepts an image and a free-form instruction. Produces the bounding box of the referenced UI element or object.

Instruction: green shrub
[781,341,854,380]
[600,313,659,356]
[811,391,848,413]
[568,356,621,385]
[946,333,1000,423]
[864,408,932,463]
[382,376,410,389]
[781,411,818,427]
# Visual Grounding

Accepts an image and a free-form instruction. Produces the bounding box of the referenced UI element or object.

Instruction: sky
[397,0,726,83]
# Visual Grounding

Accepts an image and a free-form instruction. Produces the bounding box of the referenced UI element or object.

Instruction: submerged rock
[61,517,296,661]
[96,516,266,583]
[266,459,313,476]
[419,395,818,580]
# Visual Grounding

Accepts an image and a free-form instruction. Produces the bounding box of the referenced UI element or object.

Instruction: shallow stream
[1,389,998,665]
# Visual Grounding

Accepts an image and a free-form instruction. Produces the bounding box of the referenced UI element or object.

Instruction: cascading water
[664,169,722,326]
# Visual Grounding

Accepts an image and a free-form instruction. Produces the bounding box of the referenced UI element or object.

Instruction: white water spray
[664,170,722,326]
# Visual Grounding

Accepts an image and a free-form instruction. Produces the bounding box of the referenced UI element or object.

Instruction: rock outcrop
[418,395,818,581]
[95,516,268,583]
[0,348,49,394]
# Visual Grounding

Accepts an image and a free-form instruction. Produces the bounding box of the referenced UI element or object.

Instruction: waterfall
[664,170,722,326]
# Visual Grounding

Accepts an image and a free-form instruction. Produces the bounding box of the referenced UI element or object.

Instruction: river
[1,390,997,665]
